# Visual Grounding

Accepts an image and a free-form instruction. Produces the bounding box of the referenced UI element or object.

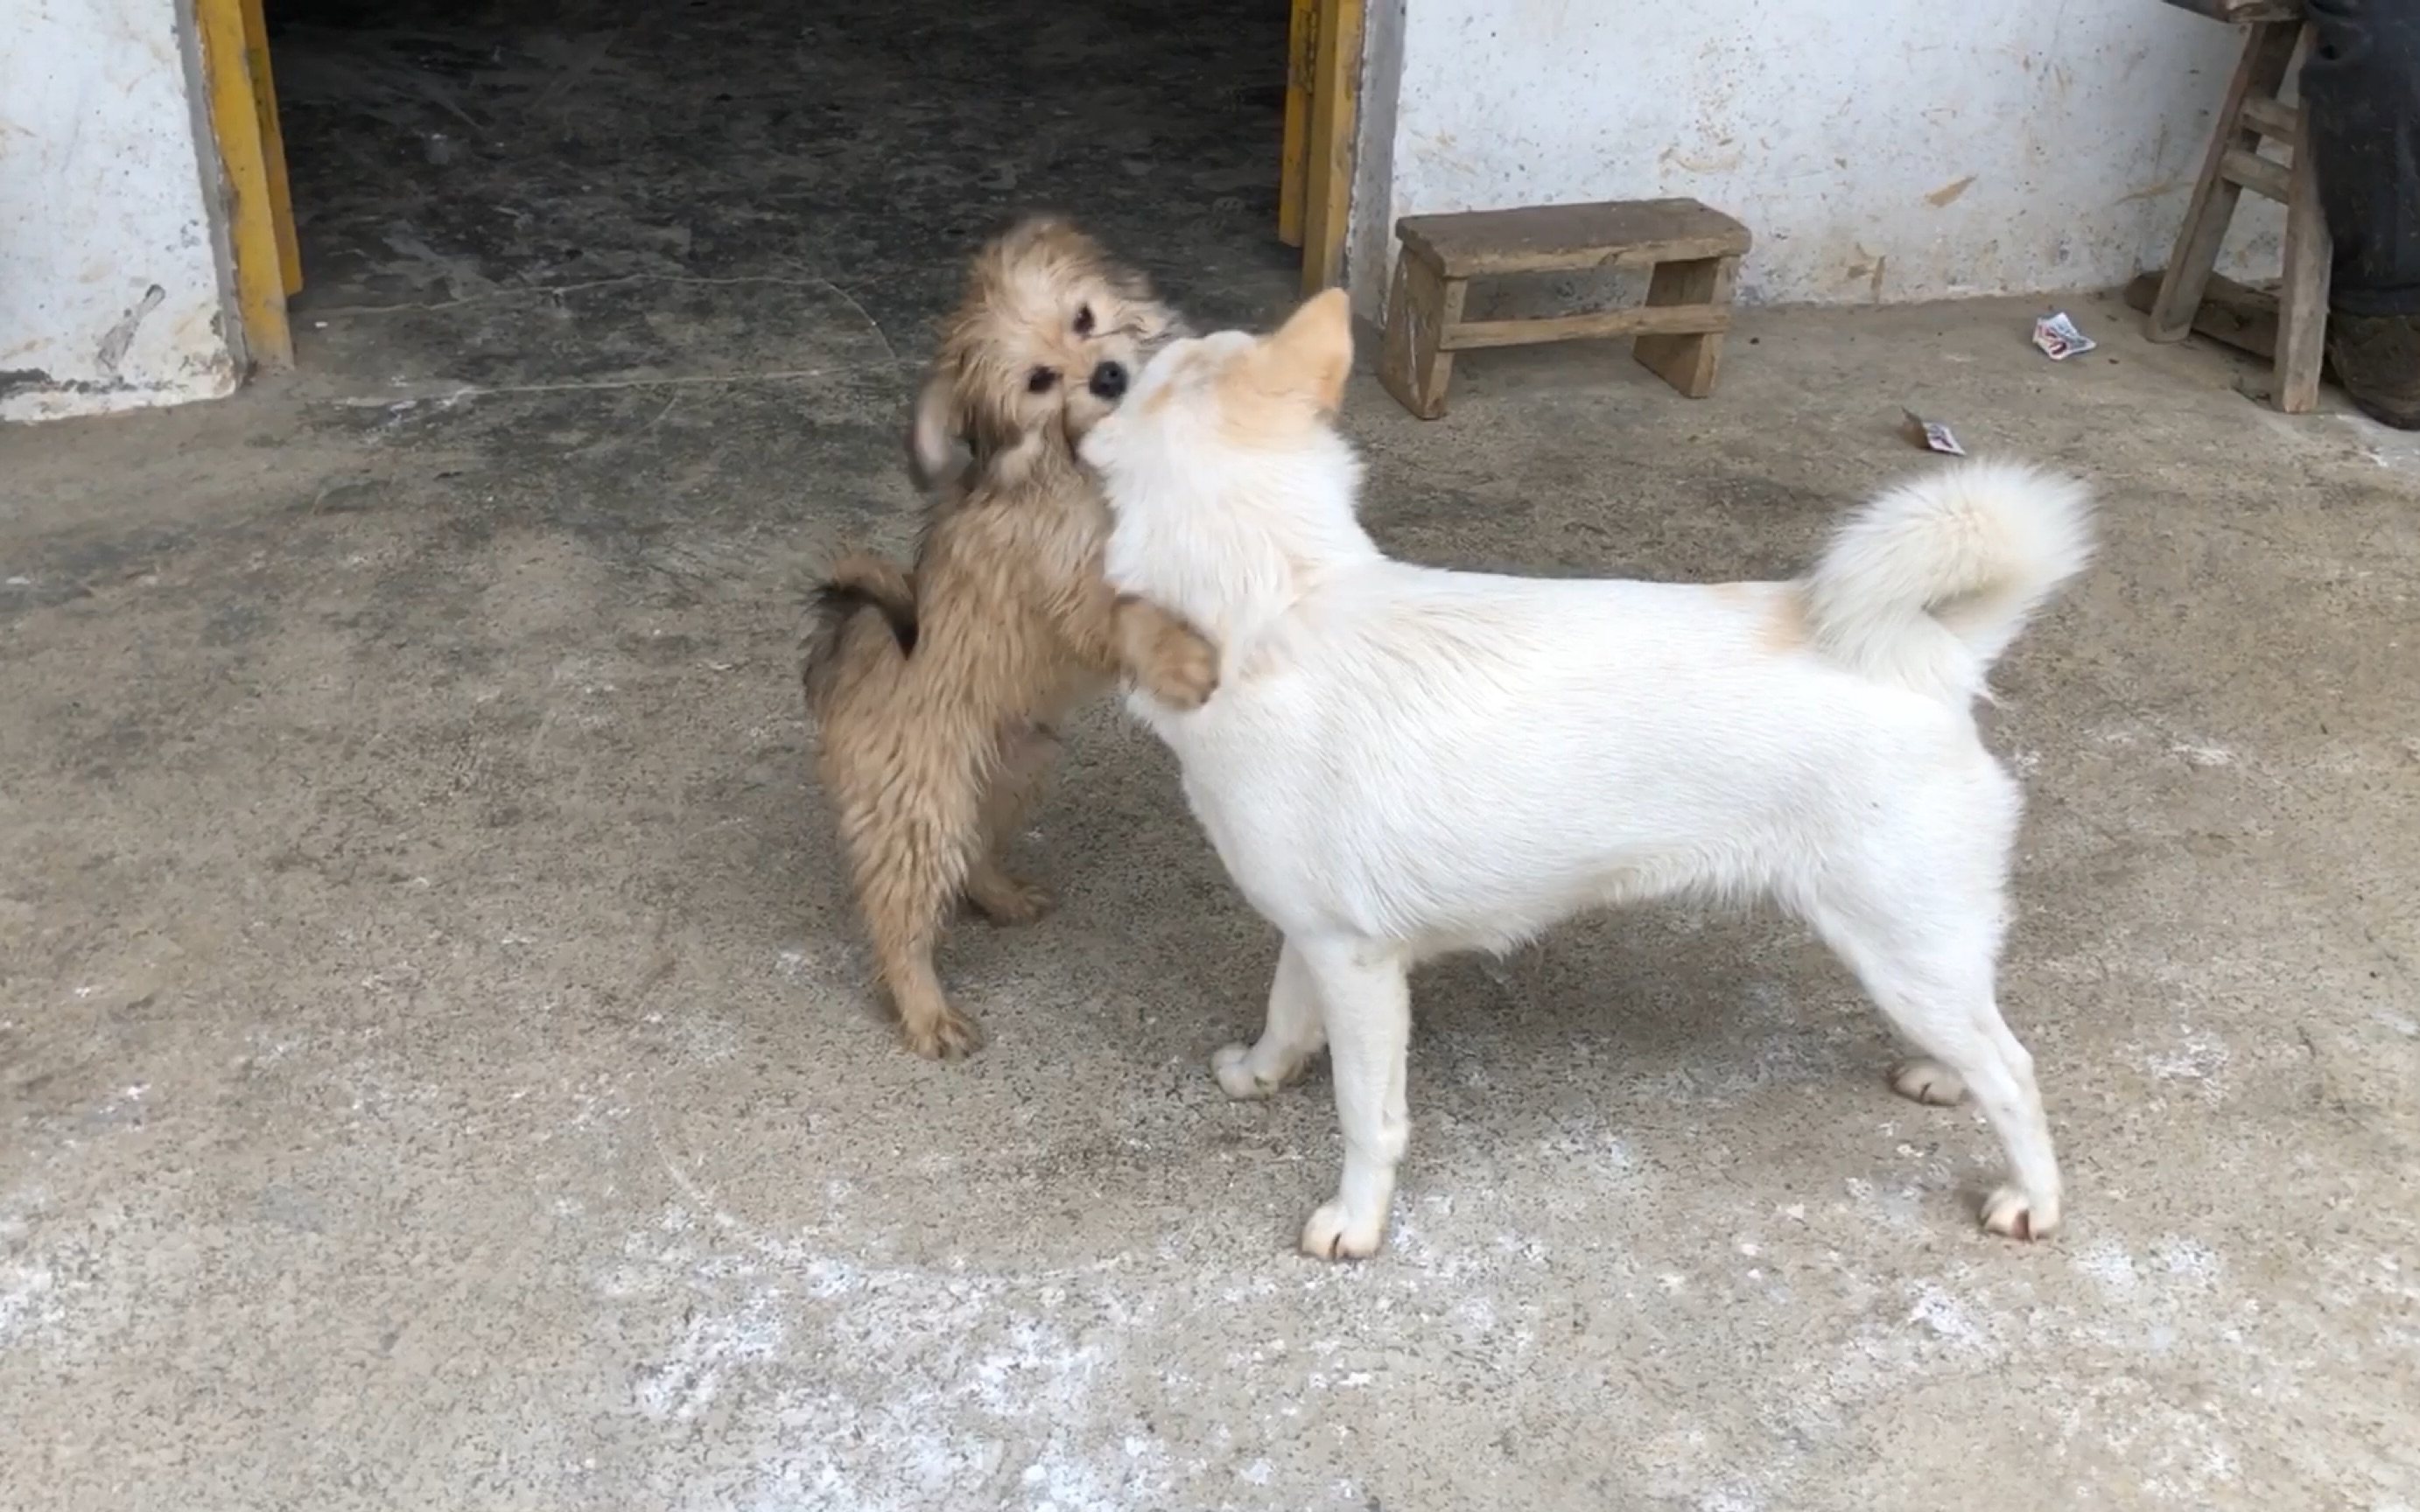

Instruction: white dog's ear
[1254,288,1354,413]
[907,362,959,491]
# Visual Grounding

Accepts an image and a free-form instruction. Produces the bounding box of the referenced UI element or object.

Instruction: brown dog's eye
[1073,304,1096,337]
[1026,368,1058,393]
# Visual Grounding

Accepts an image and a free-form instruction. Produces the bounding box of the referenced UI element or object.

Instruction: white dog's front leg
[1213,936,1329,1099]
[1292,938,1411,1261]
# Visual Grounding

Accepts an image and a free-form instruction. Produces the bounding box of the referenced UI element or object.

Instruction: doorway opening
[200,0,1361,381]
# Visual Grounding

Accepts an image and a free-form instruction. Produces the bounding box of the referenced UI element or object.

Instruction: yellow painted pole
[1279,0,1316,248]
[195,0,293,369]
[1300,0,1362,294]
[239,0,303,298]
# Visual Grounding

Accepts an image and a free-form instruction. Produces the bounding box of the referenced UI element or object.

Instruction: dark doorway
[262,0,1298,393]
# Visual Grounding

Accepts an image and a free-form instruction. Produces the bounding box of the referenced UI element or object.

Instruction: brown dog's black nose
[1089,361,1128,401]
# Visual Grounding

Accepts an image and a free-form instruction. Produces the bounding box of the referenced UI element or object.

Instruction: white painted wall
[2,0,239,424]
[1357,0,2284,310]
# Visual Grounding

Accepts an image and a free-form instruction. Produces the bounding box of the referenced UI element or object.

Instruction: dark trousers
[2304,0,2420,314]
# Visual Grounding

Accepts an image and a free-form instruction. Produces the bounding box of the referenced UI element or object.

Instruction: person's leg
[2304,0,2420,425]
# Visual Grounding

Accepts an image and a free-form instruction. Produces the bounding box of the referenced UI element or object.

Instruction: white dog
[1082,290,2094,1261]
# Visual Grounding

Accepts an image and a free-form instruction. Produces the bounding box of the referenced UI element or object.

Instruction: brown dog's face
[908,217,1187,490]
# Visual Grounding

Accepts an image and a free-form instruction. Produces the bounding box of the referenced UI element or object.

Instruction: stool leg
[1378,253,1460,420]
[2276,87,2333,413]
[2149,21,2304,344]
[1633,255,1736,399]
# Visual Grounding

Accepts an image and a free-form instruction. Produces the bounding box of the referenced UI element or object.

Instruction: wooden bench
[2143,0,2328,411]
[1378,198,1752,420]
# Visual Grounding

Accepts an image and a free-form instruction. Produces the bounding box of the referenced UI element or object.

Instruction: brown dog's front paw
[1148,631,1220,710]
[901,1004,986,1060]
[1115,595,1220,710]
[966,866,1056,925]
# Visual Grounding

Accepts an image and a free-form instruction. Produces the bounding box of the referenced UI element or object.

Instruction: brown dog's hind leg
[854,835,982,1059]
[964,724,1062,925]
[831,746,988,1059]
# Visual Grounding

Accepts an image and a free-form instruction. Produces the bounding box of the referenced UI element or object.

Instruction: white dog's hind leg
[1890,1058,1969,1105]
[1214,936,1329,1099]
[1966,1004,2061,1238]
[1814,904,2064,1241]
[1292,937,1412,1261]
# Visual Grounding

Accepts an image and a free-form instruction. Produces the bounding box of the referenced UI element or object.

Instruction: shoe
[2326,311,2420,429]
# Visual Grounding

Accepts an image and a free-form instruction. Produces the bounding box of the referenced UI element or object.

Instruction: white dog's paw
[1982,1184,2059,1242]
[1212,1043,1284,1101]
[1890,1058,1969,1106]
[1299,1199,1387,1261]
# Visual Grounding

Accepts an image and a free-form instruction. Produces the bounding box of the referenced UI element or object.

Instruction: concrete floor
[5,2,2420,1508]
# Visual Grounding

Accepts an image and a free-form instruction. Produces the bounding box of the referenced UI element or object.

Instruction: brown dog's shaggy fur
[802,217,1218,1059]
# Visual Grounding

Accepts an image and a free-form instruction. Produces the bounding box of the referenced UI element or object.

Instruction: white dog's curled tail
[1802,457,2095,704]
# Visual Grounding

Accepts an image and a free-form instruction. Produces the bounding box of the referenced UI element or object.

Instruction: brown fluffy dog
[802,217,1217,1059]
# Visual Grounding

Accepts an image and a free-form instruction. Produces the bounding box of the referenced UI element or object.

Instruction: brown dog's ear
[907,360,959,491]
[1252,288,1354,413]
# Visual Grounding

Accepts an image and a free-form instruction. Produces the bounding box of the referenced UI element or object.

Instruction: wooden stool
[2145,0,2330,412]
[1378,198,1752,420]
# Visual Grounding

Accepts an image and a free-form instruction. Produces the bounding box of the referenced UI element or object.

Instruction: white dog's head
[1079,290,1366,638]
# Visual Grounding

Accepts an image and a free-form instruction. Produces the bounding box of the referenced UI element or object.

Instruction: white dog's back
[1159,566,1989,947]
[1140,461,2089,950]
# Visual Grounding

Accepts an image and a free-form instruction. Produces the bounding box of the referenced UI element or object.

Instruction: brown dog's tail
[802,553,919,719]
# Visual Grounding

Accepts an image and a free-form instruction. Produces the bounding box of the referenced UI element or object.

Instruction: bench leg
[1379,254,1460,420]
[2276,88,2332,414]
[1633,255,1736,398]
[2149,21,2303,345]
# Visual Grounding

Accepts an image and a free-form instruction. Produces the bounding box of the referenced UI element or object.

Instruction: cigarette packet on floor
[2032,312,2096,360]
[1899,409,1967,455]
